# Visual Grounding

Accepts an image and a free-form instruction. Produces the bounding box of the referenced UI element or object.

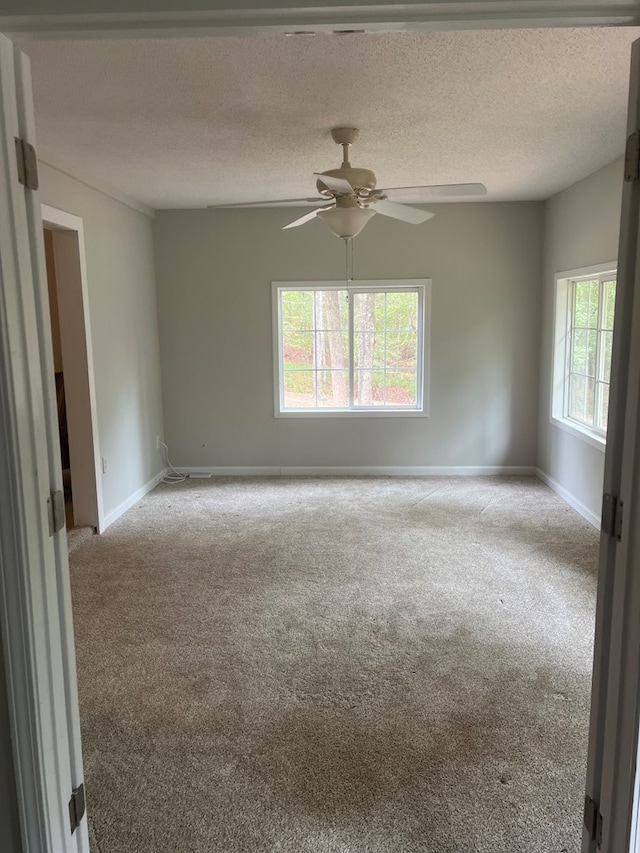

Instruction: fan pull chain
[345,237,349,285]
[344,237,354,284]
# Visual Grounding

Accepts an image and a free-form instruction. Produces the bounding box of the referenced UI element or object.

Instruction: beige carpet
[67,524,95,555]
[69,476,598,852]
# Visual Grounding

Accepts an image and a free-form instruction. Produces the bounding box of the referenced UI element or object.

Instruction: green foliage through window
[277,284,425,411]
[566,276,616,433]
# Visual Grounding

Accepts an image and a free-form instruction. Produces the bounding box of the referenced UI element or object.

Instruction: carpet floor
[69,476,599,853]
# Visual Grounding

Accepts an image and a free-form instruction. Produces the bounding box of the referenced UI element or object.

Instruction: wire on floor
[159,441,187,484]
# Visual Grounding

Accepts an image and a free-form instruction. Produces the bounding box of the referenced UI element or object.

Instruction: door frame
[42,204,104,533]
[581,38,640,853]
[1,6,640,853]
[0,0,639,39]
[0,33,87,853]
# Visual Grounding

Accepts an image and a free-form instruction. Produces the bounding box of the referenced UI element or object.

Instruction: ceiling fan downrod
[331,126,359,168]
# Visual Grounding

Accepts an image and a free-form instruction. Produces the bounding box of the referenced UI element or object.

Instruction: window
[272,280,430,416]
[552,265,617,446]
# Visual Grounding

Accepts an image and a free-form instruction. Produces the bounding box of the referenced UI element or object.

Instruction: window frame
[551,262,617,450]
[272,279,431,418]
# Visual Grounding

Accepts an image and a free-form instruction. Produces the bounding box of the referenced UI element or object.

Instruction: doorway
[42,205,104,536]
[0,16,636,852]
[43,228,73,524]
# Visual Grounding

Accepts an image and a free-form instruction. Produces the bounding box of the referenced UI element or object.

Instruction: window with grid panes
[565,274,616,435]
[272,281,429,415]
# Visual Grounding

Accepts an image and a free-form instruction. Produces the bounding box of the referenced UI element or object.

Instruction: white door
[583,37,640,853]
[0,33,88,853]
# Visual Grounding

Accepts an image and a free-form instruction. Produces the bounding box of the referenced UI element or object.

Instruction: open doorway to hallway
[42,206,104,547]
[43,229,73,521]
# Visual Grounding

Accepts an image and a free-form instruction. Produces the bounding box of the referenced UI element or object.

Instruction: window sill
[275,409,428,419]
[550,416,606,451]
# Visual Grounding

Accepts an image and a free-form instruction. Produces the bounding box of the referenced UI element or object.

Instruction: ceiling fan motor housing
[317,167,377,197]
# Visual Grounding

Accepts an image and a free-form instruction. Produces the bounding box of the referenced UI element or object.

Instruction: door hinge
[47,490,66,536]
[14,137,39,190]
[584,795,603,845]
[625,130,640,182]
[69,782,86,834]
[601,493,623,541]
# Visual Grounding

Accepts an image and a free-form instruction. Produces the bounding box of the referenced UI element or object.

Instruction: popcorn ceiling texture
[25,27,639,208]
[70,476,597,852]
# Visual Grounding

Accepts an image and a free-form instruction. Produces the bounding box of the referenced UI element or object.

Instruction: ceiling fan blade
[313,173,355,195]
[282,208,328,230]
[375,183,487,203]
[373,200,434,225]
[208,197,325,209]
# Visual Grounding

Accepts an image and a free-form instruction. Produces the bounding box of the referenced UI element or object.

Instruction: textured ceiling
[23,27,640,209]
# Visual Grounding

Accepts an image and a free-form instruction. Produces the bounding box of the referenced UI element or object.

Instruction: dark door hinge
[584,795,603,845]
[47,490,65,537]
[14,137,39,190]
[601,493,623,541]
[69,782,85,834]
[625,130,640,182]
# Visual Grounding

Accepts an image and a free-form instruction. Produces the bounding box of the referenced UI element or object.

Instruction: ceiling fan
[208,127,487,240]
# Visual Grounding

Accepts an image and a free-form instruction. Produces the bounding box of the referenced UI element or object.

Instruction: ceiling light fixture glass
[316,206,375,240]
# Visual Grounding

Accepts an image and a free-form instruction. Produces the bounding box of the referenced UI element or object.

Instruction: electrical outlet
[101,457,108,474]
[156,435,161,450]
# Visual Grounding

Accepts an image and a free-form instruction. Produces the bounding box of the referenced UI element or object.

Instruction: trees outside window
[274,280,429,415]
[551,264,617,445]
[566,276,616,434]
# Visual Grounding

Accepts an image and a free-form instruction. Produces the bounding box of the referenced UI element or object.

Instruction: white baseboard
[180,467,281,476]
[102,468,167,530]
[535,468,600,528]
[178,465,536,477]
[101,467,599,530]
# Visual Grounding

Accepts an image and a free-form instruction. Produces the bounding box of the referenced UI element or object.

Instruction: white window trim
[272,279,431,418]
[550,261,616,451]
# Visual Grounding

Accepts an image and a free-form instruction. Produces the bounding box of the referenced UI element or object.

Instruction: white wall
[154,202,543,471]
[537,157,623,524]
[39,163,165,523]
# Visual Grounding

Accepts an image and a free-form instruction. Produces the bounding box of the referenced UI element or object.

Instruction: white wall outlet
[101,456,108,474]
[156,435,161,450]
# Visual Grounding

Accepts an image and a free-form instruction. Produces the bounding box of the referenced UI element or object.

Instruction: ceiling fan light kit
[208,127,487,240]
[317,206,376,239]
